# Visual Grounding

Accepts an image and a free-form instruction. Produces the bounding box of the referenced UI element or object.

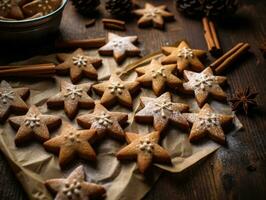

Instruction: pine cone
[106,0,133,18]
[175,0,238,17]
[72,0,101,16]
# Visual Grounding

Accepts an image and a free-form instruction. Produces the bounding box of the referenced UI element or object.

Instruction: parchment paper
[0,47,242,200]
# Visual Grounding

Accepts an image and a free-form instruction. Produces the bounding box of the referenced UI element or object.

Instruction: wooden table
[0,0,266,199]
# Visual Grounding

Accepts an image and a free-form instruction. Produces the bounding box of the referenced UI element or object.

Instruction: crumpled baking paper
[0,47,242,200]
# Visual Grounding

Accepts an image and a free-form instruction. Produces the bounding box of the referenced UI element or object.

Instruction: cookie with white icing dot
[22,0,62,17]
[0,80,29,122]
[47,80,94,119]
[0,0,24,19]
[98,32,141,64]
[184,103,233,144]
[116,131,171,173]
[77,101,128,140]
[133,3,174,29]
[135,92,189,132]
[135,59,182,96]
[183,67,227,107]
[92,73,139,108]
[161,41,206,72]
[9,105,61,146]
[56,48,102,83]
[45,165,106,200]
[43,122,98,167]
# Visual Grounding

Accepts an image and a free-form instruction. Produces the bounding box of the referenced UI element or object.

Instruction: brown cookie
[135,59,182,96]
[184,103,233,144]
[135,92,189,132]
[43,122,97,168]
[45,165,106,200]
[56,48,102,83]
[47,80,94,120]
[22,0,62,17]
[161,41,207,72]
[183,67,227,107]
[98,32,141,64]
[133,3,174,29]
[116,131,171,174]
[77,101,128,140]
[0,80,29,122]
[9,105,61,146]
[0,0,24,20]
[92,74,139,108]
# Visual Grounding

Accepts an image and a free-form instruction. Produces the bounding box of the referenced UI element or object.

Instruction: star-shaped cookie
[116,131,171,173]
[135,59,182,96]
[56,48,102,83]
[22,0,62,17]
[184,104,233,144]
[0,80,29,122]
[0,0,24,19]
[135,92,189,132]
[133,3,174,29]
[183,67,227,107]
[92,74,139,108]
[77,101,128,140]
[43,122,97,167]
[161,41,207,72]
[45,165,106,200]
[98,32,141,64]
[9,105,61,146]
[47,81,94,119]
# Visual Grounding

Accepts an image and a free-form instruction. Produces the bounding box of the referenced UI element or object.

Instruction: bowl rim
[0,0,68,24]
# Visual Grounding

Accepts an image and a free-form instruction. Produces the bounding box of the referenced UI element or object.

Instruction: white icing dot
[0,0,12,11]
[198,113,219,129]
[0,90,14,104]
[72,55,88,67]
[62,179,82,199]
[138,138,154,153]
[152,67,166,78]
[65,132,81,144]
[177,47,194,59]
[193,74,215,91]
[154,101,173,118]
[64,86,83,100]
[108,82,124,95]
[24,114,41,128]
[96,112,113,127]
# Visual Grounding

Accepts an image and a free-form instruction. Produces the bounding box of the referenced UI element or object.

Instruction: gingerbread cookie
[22,0,62,17]
[47,81,94,119]
[116,131,171,173]
[77,101,128,140]
[135,59,182,96]
[9,105,61,146]
[0,80,29,122]
[92,74,139,108]
[133,3,174,29]
[45,165,106,200]
[56,48,102,83]
[183,67,227,107]
[0,0,24,20]
[98,32,141,64]
[135,92,189,132]
[43,122,97,167]
[184,104,233,144]
[161,41,207,72]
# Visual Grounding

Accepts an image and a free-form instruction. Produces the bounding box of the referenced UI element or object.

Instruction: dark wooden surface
[0,0,266,199]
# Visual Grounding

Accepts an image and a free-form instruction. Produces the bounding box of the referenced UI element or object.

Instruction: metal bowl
[0,0,68,42]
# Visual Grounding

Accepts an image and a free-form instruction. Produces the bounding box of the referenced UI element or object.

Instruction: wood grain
[0,0,266,199]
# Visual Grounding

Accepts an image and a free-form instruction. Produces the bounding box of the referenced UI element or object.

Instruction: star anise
[259,42,266,58]
[229,87,258,115]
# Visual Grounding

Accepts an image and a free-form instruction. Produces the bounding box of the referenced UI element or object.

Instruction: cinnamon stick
[0,63,55,77]
[209,42,245,70]
[102,18,126,31]
[55,37,106,49]
[215,43,250,74]
[202,17,221,54]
